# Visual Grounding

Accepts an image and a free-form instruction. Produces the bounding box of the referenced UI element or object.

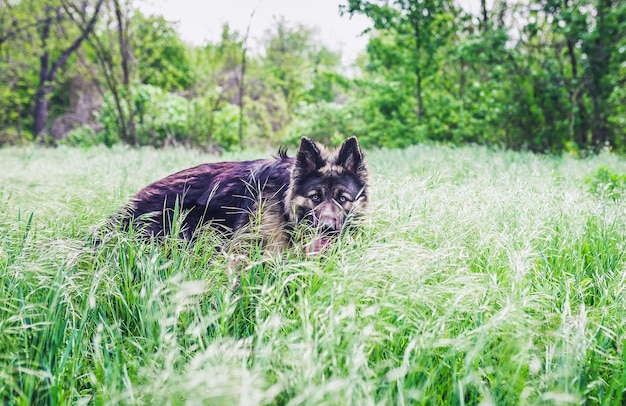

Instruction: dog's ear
[336,136,364,174]
[295,136,324,174]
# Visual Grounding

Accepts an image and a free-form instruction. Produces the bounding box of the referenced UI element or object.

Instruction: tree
[0,0,103,141]
[81,0,136,145]
[0,1,38,139]
[134,12,191,91]
[33,0,103,140]
[192,24,249,146]
[261,17,317,119]
[535,0,625,149]
[342,0,454,121]
[582,0,625,148]
[261,18,345,119]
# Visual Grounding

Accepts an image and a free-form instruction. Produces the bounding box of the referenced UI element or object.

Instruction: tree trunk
[591,97,608,147]
[480,0,488,32]
[587,0,613,148]
[114,0,136,145]
[569,83,589,148]
[566,39,589,148]
[34,56,50,138]
[459,56,466,122]
[413,14,424,121]
[33,86,50,139]
[562,0,589,149]
[84,0,137,146]
[237,7,257,148]
[416,72,424,120]
[33,7,53,139]
[497,0,507,30]
[238,51,246,148]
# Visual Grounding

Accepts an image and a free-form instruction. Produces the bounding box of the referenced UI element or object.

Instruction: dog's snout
[314,202,344,233]
[319,219,337,234]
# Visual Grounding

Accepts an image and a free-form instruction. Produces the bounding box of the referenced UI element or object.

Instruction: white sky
[137,0,374,66]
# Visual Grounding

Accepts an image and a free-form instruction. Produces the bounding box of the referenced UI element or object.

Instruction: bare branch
[48,0,104,81]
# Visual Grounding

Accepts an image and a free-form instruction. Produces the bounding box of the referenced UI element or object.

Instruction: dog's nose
[315,202,342,233]
[318,217,338,234]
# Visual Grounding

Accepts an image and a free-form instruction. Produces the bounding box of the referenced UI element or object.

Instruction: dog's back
[123,155,294,239]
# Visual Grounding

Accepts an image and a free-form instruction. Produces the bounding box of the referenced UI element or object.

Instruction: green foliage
[133,84,188,146]
[303,48,349,103]
[0,0,624,152]
[351,84,424,148]
[0,127,33,146]
[134,12,192,91]
[212,23,246,72]
[0,0,52,132]
[62,125,104,148]
[290,102,361,147]
[585,166,626,200]
[261,18,346,118]
[188,93,241,150]
[262,18,316,114]
[0,70,36,131]
[343,0,626,152]
[98,84,241,150]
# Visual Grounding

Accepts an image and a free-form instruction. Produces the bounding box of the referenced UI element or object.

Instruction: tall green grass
[1,144,625,405]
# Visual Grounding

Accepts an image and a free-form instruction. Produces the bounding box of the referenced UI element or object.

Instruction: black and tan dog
[117,136,369,254]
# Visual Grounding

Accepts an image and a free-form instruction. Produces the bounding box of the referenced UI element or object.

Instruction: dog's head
[286,136,369,253]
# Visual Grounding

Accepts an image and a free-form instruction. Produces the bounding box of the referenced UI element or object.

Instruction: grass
[0,143,625,405]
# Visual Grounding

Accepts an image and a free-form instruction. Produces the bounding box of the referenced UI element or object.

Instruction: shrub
[61,125,105,148]
[98,84,242,150]
[188,95,240,151]
[0,127,33,146]
[289,101,362,147]
[585,166,626,200]
[134,85,188,146]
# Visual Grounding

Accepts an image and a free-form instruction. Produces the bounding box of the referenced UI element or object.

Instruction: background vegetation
[1,0,624,153]
[1,144,625,404]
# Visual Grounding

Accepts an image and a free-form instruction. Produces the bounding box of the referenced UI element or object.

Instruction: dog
[116,136,369,255]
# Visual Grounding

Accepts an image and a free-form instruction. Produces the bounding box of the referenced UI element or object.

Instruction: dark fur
[117,136,369,252]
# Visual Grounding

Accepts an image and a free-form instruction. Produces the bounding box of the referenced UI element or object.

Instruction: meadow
[0,143,625,405]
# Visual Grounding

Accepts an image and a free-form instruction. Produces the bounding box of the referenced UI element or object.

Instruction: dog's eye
[338,196,347,203]
[310,194,320,202]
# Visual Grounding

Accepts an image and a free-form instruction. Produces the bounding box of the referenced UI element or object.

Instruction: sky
[137,0,374,66]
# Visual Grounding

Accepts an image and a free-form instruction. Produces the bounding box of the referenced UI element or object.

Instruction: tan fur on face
[318,164,346,176]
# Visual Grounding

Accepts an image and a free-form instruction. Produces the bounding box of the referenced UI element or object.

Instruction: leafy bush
[289,101,362,147]
[330,74,440,149]
[97,89,132,145]
[188,94,240,151]
[98,84,241,150]
[0,127,32,146]
[133,85,188,146]
[585,166,626,200]
[98,85,195,147]
[62,125,103,148]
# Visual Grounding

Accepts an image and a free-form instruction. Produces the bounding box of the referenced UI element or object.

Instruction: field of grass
[1,143,625,405]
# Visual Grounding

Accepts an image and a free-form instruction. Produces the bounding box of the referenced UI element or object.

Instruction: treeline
[0,0,624,153]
